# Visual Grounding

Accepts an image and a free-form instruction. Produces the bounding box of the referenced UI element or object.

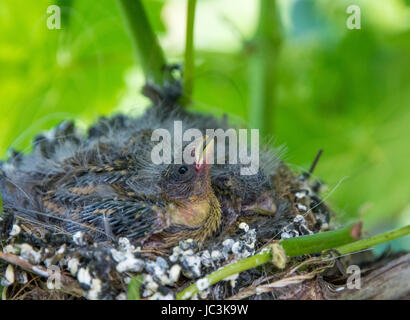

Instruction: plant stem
[336,225,410,255]
[117,0,167,85]
[177,247,273,300]
[176,223,361,300]
[281,222,362,257]
[181,0,197,106]
[249,0,282,135]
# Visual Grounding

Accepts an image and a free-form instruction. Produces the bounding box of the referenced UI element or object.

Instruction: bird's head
[159,136,221,236]
[160,135,214,203]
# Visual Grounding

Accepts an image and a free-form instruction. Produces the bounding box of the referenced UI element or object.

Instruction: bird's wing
[65,200,169,243]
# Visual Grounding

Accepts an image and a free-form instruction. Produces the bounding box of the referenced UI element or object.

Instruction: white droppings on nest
[200,250,213,267]
[181,291,193,300]
[224,273,239,288]
[199,288,210,299]
[293,214,305,224]
[145,260,166,277]
[118,237,135,252]
[297,203,307,212]
[110,248,124,263]
[10,224,21,237]
[56,244,66,255]
[47,269,61,290]
[124,277,131,284]
[1,265,15,287]
[246,241,255,250]
[87,278,102,300]
[156,257,169,270]
[169,246,183,263]
[19,243,41,264]
[68,257,80,276]
[211,250,223,261]
[222,238,235,252]
[180,253,202,278]
[2,244,18,254]
[295,190,308,199]
[116,254,145,273]
[179,238,197,251]
[31,266,49,278]
[196,278,210,291]
[182,249,194,256]
[239,222,249,233]
[142,274,159,297]
[168,264,182,284]
[321,222,329,230]
[73,231,85,246]
[16,271,28,285]
[231,241,243,255]
[280,231,292,240]
[145,257,173,285]
[111,247,145,273]
[77,267,92,288]
[149,292,174,300]
[116,293,127,300]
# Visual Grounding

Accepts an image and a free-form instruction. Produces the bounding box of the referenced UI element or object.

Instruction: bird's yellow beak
[194,135,214,172]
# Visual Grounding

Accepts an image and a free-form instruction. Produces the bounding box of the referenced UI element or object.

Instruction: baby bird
[155,137,221,246]
[0,87,283,249]
[0,123,222,249]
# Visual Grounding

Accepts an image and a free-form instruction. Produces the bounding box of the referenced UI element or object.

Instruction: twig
[336,225,410,255]
[176,245,281,300]
[307,149,323,178]
[117,0,167,86]
[227,256,329,300]
[227,270,321,300]
[181,0,197,106]
[248,0,282,134]
[280,222,362,257]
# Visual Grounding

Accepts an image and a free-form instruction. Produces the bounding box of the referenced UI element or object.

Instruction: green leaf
[127,275,143,300]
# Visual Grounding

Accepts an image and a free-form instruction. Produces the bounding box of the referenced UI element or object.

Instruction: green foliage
[127,275,143,300]
[0,0,409,250]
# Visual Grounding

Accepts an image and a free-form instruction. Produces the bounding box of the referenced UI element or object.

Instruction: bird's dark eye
[178,166,188,175]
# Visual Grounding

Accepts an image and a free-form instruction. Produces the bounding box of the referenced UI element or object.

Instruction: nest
[0,167,341,300]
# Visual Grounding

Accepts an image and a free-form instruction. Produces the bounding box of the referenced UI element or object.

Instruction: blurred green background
[0,0,409,249]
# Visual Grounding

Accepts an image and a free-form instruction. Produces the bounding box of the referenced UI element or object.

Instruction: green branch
[177,223,361,300]
[248,0,282,135]
[281,222,362,257]
[336,225,410,255]
[177,222,410,300]
[181,0,197,106]
[176,246,277,300]
[117,0,167,85]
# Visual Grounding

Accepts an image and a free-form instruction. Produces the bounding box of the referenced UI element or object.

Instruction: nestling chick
[155,137,221,246]
[0,87,289,250]
[0,131,222,249]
